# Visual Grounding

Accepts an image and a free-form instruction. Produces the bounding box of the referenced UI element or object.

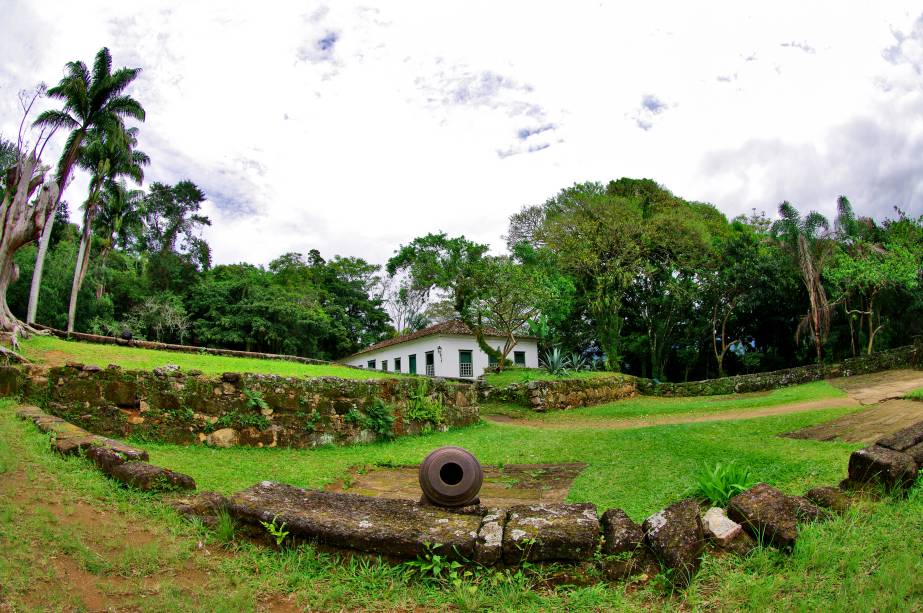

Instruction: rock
[14,405,44,420]
[171,491,229,518]
[600,508,644,555]
[727,483,823,550]
[82,364,103,373]
[85,446,127,474]
[642,498,705,586]
[848,445,918,490]
[221,372,242,383]
[206,428,239,448]
[722,530,757,556]
[109,462,196,491]
[104,380,138,407]
[876,421,923,452]
[502,502,599,564]
[228,481,482,560]
[474,508,505,565]
[804,486,851,514]
[152,364,181,376]
[702,507,742,547]
[905,442,923,465]
[54,435,100,456]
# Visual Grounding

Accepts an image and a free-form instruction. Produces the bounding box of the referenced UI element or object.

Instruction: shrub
[363,398,395,440]
[692,461,757,506]
[405,380,444,425]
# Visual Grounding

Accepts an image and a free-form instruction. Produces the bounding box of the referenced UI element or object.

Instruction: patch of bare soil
[827,369,923,405]
[485,397,860,431]
[326,462,587,507]
[783,399,923,444]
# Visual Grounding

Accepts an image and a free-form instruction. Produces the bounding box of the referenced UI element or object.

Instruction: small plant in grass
[259,515,289,547]
[692,461,758,506]
[540,348,569,376]
[403,542,470,586]
[214,508,236,544]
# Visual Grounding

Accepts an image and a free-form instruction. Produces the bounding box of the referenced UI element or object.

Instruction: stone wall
[637,343,921,397]
[482,344,921,410]
[479,375,637,412]
[4,363,479,448]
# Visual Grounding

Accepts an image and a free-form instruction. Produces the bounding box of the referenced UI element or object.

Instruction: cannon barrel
[418,446,483,507]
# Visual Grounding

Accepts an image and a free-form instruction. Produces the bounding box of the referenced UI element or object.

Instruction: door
[425,351,435,376]
[459,350,473,378]
[409,354,417,375]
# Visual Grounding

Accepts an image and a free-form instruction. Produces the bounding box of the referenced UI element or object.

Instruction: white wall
[346,335,539,379]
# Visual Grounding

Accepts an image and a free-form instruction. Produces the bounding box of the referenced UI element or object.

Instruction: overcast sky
[2,1,923,267]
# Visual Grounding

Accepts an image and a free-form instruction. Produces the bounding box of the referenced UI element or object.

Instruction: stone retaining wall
[3,362,479,448]
[483,344,921,410]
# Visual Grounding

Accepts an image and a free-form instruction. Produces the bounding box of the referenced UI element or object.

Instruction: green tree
[29,48,144,325]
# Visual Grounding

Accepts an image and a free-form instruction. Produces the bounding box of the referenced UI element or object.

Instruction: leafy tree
[29,48,145,324]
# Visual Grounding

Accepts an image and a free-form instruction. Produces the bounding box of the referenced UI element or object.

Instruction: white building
[343,320,539,379]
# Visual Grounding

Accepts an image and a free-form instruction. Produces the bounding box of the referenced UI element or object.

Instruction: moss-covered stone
[502,502,599,564]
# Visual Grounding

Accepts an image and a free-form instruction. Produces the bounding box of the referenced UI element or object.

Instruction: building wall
[346,335,539,379]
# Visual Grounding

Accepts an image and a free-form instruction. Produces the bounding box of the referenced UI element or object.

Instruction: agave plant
[540,347,570,376]
[568,352,589,372]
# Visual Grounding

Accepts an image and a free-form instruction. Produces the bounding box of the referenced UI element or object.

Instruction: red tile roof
[346,320,536,358]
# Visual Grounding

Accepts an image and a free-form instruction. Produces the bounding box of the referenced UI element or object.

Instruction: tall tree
[28,47,145,324]
[93,181,145,298]
[66,125,148,331]
[771,201,833,365]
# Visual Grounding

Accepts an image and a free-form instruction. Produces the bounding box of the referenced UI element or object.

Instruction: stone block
[228,482,481,560]
[804,486,851,514]
[702,507,742,547]
[600,508,644,555]
[110,462,196,491]
[501,503,599,564]
[642,498,705,586]
[474,508,505,565]
[876,421,923,453]
[848,445,918,490]
[206,427,239,448]
[727,483,823,550]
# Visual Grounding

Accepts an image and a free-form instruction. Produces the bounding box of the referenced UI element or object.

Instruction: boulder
[876,421,923,453]
[702,507,742,547]
[727,483,823,549]
[600,508,644,555]
[804,486,851,514]
[473,508,505,565]
[85,446,127,474]
[110,462,196,492]
[206,428,239,448]
[905,442,923,465]
[599,550,660,582]
[228,482,482,560]
[848,445,918,490]
[502,502,599,564]
[642,498,705,585]
[171,491,229,518]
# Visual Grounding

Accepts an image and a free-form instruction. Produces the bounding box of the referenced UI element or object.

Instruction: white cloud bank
[2,1,922,266]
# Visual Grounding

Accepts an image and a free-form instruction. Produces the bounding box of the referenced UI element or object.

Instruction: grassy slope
[2,399,922,611]
[484,368,620,387]
[19,335,402,380]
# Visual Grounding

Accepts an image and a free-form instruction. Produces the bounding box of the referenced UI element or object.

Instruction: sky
[2,1,923,267]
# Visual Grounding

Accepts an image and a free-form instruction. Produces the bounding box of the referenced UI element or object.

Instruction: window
[425,351,435,376]
[514,351,526,366]
[381,360,388,371]
[488,349,499,368]
[459,350,473,378]
[409,354,417,375]
[394,357,401,372]
[367,359,376,369]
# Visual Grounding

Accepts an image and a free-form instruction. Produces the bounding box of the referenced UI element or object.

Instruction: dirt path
[485,369,923,434]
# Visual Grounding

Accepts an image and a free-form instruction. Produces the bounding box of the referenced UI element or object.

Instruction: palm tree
[771,201,833,365]
[28,47,145,325]
[66,125,148,332]
[93,181,146,299]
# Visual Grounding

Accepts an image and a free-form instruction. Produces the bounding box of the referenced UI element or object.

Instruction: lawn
[481,380,850,423]
[19,335,404,380]
[484,367,623,387]
[1,396,921,610]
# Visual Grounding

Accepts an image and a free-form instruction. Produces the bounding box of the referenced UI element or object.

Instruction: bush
[540,347,569,376]
[363,398,395,440]
[692,461,757,506]
[405,380,444,425]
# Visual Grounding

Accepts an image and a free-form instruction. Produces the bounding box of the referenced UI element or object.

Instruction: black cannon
[418,446,483,507]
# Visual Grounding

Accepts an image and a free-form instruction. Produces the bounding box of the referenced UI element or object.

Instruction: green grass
[2,397,922,610]
[484,368,623,387]
[19,335,403,380]
[905,386,923,401]
[509,380,849,424]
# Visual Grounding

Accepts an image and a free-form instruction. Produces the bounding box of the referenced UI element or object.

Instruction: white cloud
[2,1,922,267]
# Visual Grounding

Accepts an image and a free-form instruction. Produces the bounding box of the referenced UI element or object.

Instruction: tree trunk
[66,220,93,332]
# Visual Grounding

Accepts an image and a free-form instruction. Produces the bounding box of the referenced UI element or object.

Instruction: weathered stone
[54,435,100,456]
[804,486,851,514]
[82,364,102,373]
[171,491,229,518]
[0,366,22,396]
[502,502,599,564]
[221,372,241,383]
[599,550,659,582]
[876,421,923,453]
[722,530,757,556]
[642,498,705,585]
[727,483,823,549]
[702,507,742,547]
[110,462,196,491]
[153,364,181,376]
[15,405,45,420]
[904,442,923,465]
[228,481,481,560]
[848,445,918,490]
[104,380,139,408]
[85,446,127,474]
[207,427,239,448]
[600,508,644,555]
[474,508,505,565]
